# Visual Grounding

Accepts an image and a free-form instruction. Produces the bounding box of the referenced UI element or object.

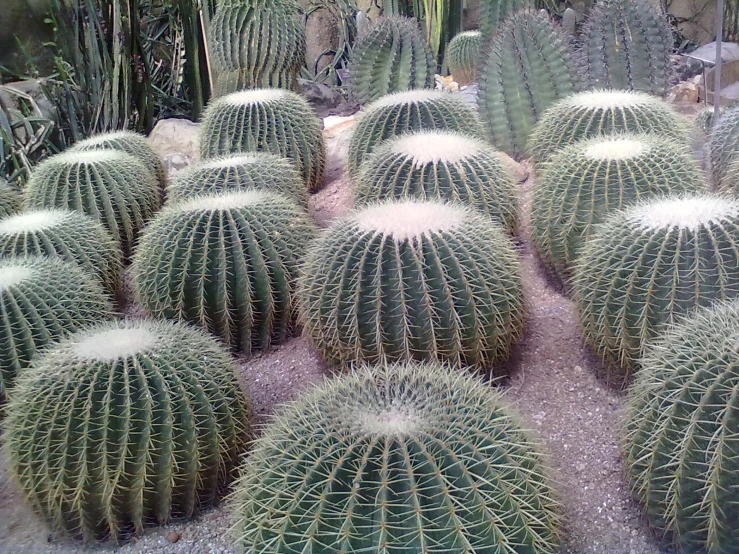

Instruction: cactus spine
[445,30,482,85]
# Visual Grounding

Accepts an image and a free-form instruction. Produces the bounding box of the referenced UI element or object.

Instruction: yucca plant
[445,30,481,85]
[3,318,249,542]
[626,299,739,554]
[199,89,326,192]
[356,130,518,234]
[232,360,561,553]
[0,179,21,218]
[708,104,739,189]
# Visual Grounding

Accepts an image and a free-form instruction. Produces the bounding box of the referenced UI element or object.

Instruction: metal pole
[714,0,725,125]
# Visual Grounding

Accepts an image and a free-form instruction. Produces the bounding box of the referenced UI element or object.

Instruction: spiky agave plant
[166,152,307,207]
[574,194,739,387]
[477,10,581,159]
[708,104,739,189]
[626,299,739,554]
[298,200,525,369]
[0,256,113,398]
[199,89,326,192]
[3,318,249,543]
[231,360,561,553]
[133,190,316,354]
[23,150,160,257]
[356,130,518,234]
[0,180,21,218]
[347,90,485,178]
[532,134,705,280]
[445,30,482,85]
[528,90,689,168]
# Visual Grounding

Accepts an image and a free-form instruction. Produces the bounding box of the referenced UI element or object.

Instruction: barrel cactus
[446,30,482,85]
[356,130,518,234]
[477,10,581,159]
[3,318,249,542]
[24,150,160,257]
[208,0,305,96]
[199,89,325,192]
[348,90,485,178]
[581,0,674,96]
[348,16,435,106]
[0,180,21,218]
[480,0,535,38]
[134,190,316,354]
[0,208,122,295]
[529,90,689,167]
[532,134,705,280]
[232,360,560,553]
[708,104,739,189]
[298,199,525,369]
[0,256,113,398]
[724,156,739,196]
[574,194,739,386]
[166,152,307,207]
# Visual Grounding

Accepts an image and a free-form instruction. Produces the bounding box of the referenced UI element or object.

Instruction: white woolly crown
[55,149,126,165]
[631,197,739,231]
[200,154,269,170]
[354,200,465,240]
[0,265,31,293]
[75,327,157,361]
[584,138,646,161]
[224,88,286,106]
[370,89,445,110]
[392,132,482,165]
[569,90,651,110]
[358,407,421,436]
[0,210,69,235]
[177,190,275,212]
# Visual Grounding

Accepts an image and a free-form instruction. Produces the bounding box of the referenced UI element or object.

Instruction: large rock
[148,118,200,179]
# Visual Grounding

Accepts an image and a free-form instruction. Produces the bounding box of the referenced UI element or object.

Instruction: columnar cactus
[166,153,307,207]
[4,319,249,542]
[480,0,536,37]
[298,200,525,369]
[0,256,113,398]
[574,194,739,386]
[232,361,560,553]
[348,90,485,177]
[348,16,435,106]
[133,190,316,354]
[0,180,21,218]
[0,208,122,295]
[23,150,160,257]
[356,130,518,234]
[708,104,739,189]
[199,89,326,192]
[477,10,581,159]
[626,299,739,554]
[532,135,705,280]
[529,90,689,167]
[445,30,482,85]
[581,0,674,96]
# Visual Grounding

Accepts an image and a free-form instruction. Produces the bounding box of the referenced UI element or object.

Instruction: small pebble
[167,531,180,543]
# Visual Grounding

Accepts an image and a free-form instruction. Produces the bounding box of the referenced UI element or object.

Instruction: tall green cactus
[480,0,536,38]
[208,0,306,96]
[708,104,739,189]
[477,10,581,159]
[581,0,674,96]
[348,16,435,106]
[445,30,482,85]
[3,319,249,542]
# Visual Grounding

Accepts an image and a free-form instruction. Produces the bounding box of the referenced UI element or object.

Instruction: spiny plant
[0,180,21,218]
[480,0,535,38]
[532,134,705,280]
[347,90,485,178]
[0,256,113,398]
[477,10,581,159]
[574,194,739,387]
[298,199,525,369]
[581,0,674,96]
[208,0,306,96]
[199,89,326,192]
[23,150,161,257]
[348,16,435,106]
[625,300,739,554]
[708,104,739,189]
[133,190,316,354]
[356,130,518,234]
[231,360,561,553]
[445,30,482,85]
[724,156,739,196]
[0,208,122,296]
[3,318,249,543]
[166,152,307,207]
[529,90,689,167]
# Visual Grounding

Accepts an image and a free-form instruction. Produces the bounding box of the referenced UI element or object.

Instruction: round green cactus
[446,30,482,85]
[232,360,560,553]
[480,0,535,37]
[348,15,435,106]
[0,180,21,218]
[3,318,249,543]
[708,104,739,189]
[199,89,326,192]
[0,256,113,398]
[724,155,739,196]
[133,190,316,354]
[166,152,307,207]
[70,130,166,186]
[0,208,122,295]
[347,90,485,178]
[529,90,689,168]
[574,194,739,386]
[626,299,739,554]
[356,130,518,234]
[532,134,705,280]
[298,199,525,369]
[24,150,161,257]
